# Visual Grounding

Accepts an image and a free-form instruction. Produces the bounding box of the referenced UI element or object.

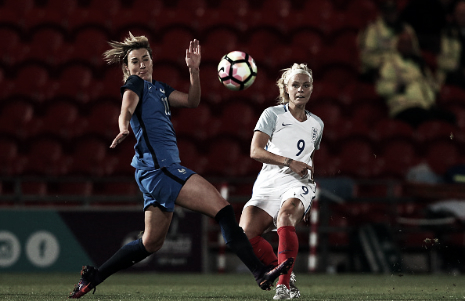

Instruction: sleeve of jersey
[254,107,276,138]
[120,75,145,98]
[159,81,175,98]
[314,116,324,150]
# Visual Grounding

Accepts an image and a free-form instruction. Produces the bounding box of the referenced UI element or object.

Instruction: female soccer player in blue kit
[68,33,293,299]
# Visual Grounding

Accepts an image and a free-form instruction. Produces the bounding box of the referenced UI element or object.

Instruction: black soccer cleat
[69,266,98,299]
[256,257,294,291]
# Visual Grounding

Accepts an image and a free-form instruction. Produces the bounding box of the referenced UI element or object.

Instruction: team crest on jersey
[311,127,318,141]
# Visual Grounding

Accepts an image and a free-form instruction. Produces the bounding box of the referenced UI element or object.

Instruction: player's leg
[98,206,173,280]
[69,206,172,299]
[176,174,293,289]
[239,205,278,267]
[274,197,305,299]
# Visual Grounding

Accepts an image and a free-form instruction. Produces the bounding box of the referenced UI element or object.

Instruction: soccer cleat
[257,257,294,291]
[273,284,291,300]
[69,266,98,299]
[289,272,300,299]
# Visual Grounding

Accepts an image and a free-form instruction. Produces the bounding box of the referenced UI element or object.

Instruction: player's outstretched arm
[110,89,139,148]
[169,39,201,108]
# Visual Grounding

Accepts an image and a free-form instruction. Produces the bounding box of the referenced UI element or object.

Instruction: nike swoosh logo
[219,67,225,73]
[282,123,292,126]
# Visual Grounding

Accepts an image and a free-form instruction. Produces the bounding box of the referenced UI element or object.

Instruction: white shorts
[243,182,317,229]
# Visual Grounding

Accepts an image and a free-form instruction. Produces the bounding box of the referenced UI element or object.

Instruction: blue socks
[96,237,151,284]
[215,205,264,275]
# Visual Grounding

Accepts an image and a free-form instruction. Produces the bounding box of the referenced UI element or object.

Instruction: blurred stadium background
[1,0,465,276]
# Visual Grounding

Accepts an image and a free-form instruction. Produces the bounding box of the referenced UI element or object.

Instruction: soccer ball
[217,51,257,91]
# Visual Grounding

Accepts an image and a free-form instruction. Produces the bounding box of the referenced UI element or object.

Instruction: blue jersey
[121,75,178,170]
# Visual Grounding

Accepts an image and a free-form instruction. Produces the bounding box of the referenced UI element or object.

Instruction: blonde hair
[103,32,153,82]
[276,63,313,104]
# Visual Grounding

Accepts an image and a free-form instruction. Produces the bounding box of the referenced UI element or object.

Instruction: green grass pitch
[0,273,463,300]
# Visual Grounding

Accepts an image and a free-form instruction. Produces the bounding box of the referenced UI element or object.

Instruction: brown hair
[103,32,153,82]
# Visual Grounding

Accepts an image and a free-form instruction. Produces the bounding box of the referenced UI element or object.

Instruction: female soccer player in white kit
[239,63,323,300]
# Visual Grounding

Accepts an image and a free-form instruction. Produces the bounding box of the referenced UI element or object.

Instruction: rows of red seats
[1,116,463,180]
[0,0,378,38]
[1,0,465,183]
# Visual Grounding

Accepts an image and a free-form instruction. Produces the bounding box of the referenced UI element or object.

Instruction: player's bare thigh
[239,205,274,239]
[176,173,229,218]
[276,198,305,228]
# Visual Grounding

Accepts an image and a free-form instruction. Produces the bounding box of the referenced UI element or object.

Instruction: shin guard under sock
[277,226,298,288]
[249,236,278,267]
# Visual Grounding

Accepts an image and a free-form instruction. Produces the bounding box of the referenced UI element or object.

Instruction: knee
[142,236,165,253]
[276,210,295,227]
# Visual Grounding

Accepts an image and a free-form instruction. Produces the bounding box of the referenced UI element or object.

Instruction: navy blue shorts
[134,164,196,212]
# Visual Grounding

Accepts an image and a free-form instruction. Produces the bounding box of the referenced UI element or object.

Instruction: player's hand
[110,130,129,148]
[185,39,201,69]
[289,160,313,179]
[303,209,311,224]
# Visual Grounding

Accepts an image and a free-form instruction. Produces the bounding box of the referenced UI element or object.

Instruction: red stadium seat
[84,101,120,139]
[0,138,26,176]
[217,101,257,142]
[87,0,122,21]
[301,0,335,35]
[313,141,340,177]
[372,118,414,142]
[0,26,26,67]
[66,9,106,33]
[337,138,379,178]
[290,30,325,69]
[40,100,83,140]
[21,180,48,196]
[152,63,186,91]
[439,85,465,105]
[27,26,71,67]
[0,99,40,140]
[319,61,359,88]
[309,102,346,143]
[198,63,225,104]
[378,138,419,179]
[350,102,388,128]
[3,0,34,19]
[69,27,110,69]
[202,27,240,62]
[446,104,465,130]
[310,81,341,104]
[100,68,124,98]
[93,181,140,196]
[343,81,382,106]
[49,181,93,196]
[266,44,308,72]
[23,136,70,176]
[425,141,460,175]
[156,27,195,65]
[414,120,457,145]
[173,105,219,141]
[177,137,207,174]
[69,136,117,176]
[245,28,283,66]
[345,0,378,30]
[116,24,154,45]
[12,63,54,103]
[205,137,251,176]
[55,63,96,104]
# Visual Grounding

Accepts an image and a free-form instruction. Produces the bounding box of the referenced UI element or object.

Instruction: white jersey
[252,104,324,193]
